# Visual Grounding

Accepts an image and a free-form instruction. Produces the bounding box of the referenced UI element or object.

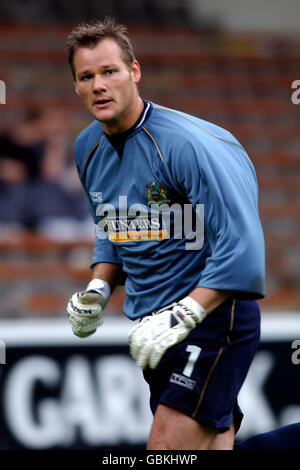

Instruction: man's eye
[80,75,92,81]
[105,70,115,76]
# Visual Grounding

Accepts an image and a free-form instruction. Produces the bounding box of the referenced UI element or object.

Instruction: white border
[260,313,300,341]
[0,313,299,347]
[0,317,136,347]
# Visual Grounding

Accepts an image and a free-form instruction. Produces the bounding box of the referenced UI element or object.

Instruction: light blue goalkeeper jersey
[74,101,265,320]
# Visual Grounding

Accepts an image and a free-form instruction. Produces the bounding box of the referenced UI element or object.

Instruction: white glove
[128,296,206,370]
[67,279,111,338]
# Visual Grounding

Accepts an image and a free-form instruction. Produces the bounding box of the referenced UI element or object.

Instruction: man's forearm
[92,262,123,291]
[92,265,231,313]
[188,287,232,314]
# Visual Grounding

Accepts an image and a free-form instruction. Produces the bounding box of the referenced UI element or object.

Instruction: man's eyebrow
[77,69,92,76]
[102,63,119,69]
[77,64,119,76]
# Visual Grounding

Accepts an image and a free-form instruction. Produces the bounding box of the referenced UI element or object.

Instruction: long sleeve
[73,125,123,271]
[90,215,123,269]
[167,135,265,298]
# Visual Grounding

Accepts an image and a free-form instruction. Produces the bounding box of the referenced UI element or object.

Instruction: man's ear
[131,60,141,84]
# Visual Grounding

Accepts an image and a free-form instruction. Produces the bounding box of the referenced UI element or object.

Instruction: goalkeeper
[66,18,265,450]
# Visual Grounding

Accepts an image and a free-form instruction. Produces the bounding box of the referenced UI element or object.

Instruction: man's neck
[102,96,144,136]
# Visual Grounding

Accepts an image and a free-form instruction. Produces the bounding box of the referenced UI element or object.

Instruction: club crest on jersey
[145,181,170,205]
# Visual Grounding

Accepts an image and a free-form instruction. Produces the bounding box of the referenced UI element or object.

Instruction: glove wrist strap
[180,296,207,323]
[86,278,111,307]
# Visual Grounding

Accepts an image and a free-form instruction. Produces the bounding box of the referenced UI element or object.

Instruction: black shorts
[143,298,261,433]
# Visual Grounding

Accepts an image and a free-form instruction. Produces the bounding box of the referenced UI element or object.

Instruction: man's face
[73,38,141,134]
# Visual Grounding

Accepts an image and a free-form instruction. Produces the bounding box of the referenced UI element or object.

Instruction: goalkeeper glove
[128,296,206,370]
[67,279,111,338]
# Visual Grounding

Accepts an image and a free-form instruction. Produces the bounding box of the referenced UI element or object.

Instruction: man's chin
[92,109,115,123]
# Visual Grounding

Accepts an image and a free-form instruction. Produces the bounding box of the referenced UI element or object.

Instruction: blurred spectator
[0,106,92,239]
[0,107,46,180]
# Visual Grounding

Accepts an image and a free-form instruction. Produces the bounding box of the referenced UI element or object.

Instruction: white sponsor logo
[170,372,196,390]
[89,192,103,203]
[95,195,204,250]
[3,354,151,448]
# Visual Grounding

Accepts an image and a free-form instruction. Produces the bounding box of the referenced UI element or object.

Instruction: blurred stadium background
[0,0,299,450]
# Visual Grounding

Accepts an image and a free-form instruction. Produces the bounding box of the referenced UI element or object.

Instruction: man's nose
[92,75,107,93]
